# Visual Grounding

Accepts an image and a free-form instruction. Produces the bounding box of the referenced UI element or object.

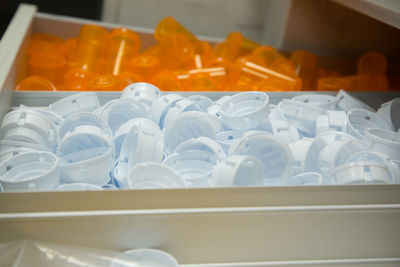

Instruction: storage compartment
[0,4,400,266]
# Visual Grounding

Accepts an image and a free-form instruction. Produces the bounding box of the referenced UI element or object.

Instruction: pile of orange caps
[16,16,390,92]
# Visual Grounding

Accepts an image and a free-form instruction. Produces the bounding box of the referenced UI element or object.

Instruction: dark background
[0,0,103,38]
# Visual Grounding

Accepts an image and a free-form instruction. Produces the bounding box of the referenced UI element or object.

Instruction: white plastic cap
[54,183,103,191]
[278,99,325,138]
[332,151,396,185]
[127,162,186,189]
[188,94,214,109]
[316,110,347,136]
[100,99,148,135]
[207,95,231,117]
[0,151,59,192]
[174,136,226,161]
[304,131,361,179]
[114,118,161,159]
[49,92,100,118]
[0,109,57,150]
[212,155,264,187]
[0,140,51,152]
[216,130,244,154]
[292,94,337,110]
[267,119,299,144]
[287,172,323,186]
[163,98,203,129]
[163,150,218,187]
[58,112,112,142]
[58,125,114,185]
[336,89,374,112]
[116,124,163,181]
[288,139,313,175]
[150,94,184,128]
[110,248,179,267]
[229,131,293,184]
[347,108,393,139]
[164,112,216,155]
[0,148,35,162]
[364,128,400,163]
[121,82,162,110]
[220,91,270,130]
[377,97,400,131]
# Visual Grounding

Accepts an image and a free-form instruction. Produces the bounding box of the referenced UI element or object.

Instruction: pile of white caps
[0,83,399,192]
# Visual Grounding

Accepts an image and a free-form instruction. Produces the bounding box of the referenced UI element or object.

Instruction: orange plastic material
[290,50,318,90]
[357,51,388,74]
[28,33,64,56]
[159,33,195,69]
[230,55,302,91]
[57,80,87,91]
[29,53,66,85]
[15,76,56,91]
[86,75,126,91]
[269,58,297,76]
[251,46,282,66]
[70,24,108,72]
[119,71,144,85]
[183,72,219,91]
[176,67,228,90]
[152,70,182,91]
[100,28,141,75]
[154,16,197,43]
[192,41,214,68]
[62,38,77,61]
[130,54,161,79]
[317,73,389,91]
[215,32,260,63]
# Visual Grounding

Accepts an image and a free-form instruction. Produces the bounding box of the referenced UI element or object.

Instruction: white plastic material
[188,94,214,109]
[0,148,35,162]
[58,112,112,142]
[0,151,59,192]
[288,139,313,175]
[49,92,100,118]
[287,172,323,186]
[58,125,114,185]
[347,108,393,139]
[163,150,217,187]
[292,94,337,110]
[278,99,325,138]
[220,91,270,130]
[332,152,395,185]
[268,119,299,144]
[0,109,57,150]
[229,131,293,184]
[54,183,103,191]
[212,155,264,187]
[174,136,226,162]
[377,97,400,131]
[164,112,216,155]
[316,110,347,135]
[112,248,179,267]
[336,89,374,112]
[163,98,203,128]
[23,107,64,131]
[216,130,244,154]
[150,94,184,128]
[0,140,51,152]
[100,99,148,135]
[364,128,400,162]
[207,95,231,117]
[114,118,161,158]
[116,124,164,181]
[304,132,361,182]
[127,162,186,189]
[120,82,162,110]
